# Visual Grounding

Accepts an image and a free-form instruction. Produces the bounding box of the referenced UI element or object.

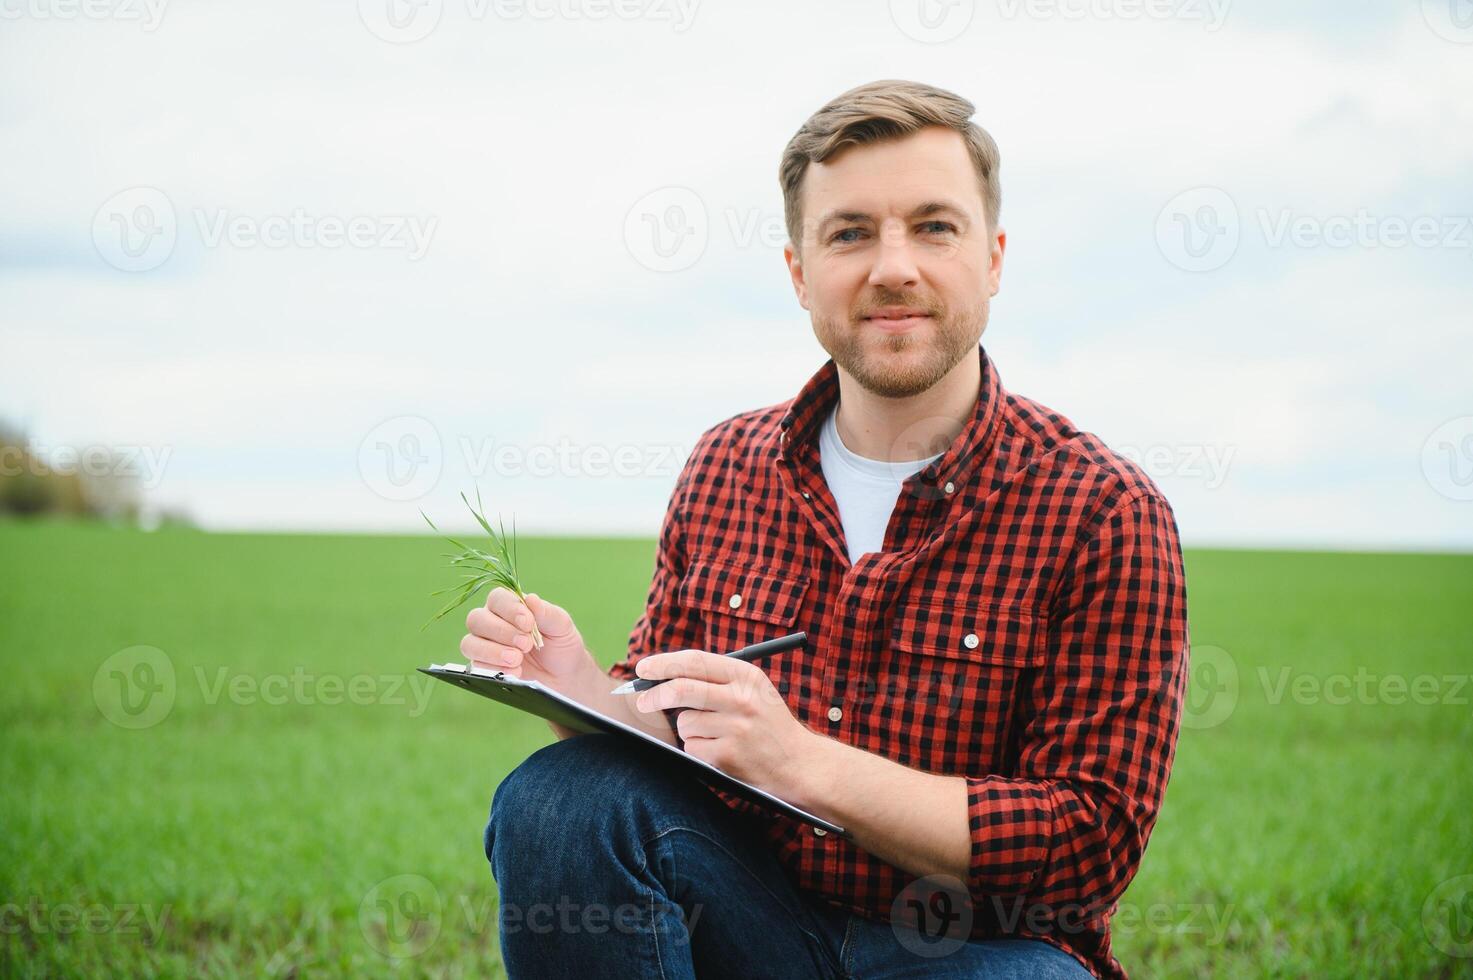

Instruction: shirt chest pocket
[677,558,811,656]
[877,599,1045,773]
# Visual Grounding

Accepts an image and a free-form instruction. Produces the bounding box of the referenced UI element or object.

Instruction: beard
[812,295,987,399]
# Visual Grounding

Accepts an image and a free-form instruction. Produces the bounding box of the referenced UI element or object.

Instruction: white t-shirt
[818,404,944,565]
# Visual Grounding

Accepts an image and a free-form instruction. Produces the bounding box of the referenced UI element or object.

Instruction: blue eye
[829,221,955,244]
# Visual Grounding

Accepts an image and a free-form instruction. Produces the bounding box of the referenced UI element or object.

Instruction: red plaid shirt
[608,344,1189,979]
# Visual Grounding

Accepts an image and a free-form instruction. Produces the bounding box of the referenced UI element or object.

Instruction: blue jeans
[484,734,1091,979]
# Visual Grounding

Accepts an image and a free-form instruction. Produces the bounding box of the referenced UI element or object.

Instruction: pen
[609,631,807,695]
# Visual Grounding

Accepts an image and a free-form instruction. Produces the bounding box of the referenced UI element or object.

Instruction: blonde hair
[779,79,1002,254]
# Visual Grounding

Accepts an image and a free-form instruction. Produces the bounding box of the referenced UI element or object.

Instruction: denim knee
[484,734,670,869]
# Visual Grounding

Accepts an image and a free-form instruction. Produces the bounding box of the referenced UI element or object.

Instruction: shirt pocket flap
[890,599,1044,668]
[679,558,810,627]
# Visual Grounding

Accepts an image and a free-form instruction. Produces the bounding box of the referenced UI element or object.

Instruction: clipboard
[419,663,849,839]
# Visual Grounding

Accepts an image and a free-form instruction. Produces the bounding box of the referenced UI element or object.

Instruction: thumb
[525,593,574,638]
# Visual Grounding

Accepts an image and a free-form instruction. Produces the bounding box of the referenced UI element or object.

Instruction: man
[468,79,1189,979]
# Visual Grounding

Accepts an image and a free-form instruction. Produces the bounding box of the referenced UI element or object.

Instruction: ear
[987,225,1006,297]
[784,241,810,310]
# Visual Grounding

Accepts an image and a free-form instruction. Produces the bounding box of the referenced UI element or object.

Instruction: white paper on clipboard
[420,663,848,839]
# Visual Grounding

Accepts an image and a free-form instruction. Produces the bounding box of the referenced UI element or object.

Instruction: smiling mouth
[864,314,931,332]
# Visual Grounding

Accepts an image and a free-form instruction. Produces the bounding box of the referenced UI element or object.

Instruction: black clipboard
[419,663,848,839]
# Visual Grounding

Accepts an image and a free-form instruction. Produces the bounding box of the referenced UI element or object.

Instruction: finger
[635,650,748,685]
[460,633,524,671]
[524,592,574,639]
[485,586,537,633]
[466,607,534,652]
[674,708,717,741]
[635,677,729,714]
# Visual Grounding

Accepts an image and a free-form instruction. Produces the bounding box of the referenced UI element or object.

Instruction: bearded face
[785,127,1003,401]
[811,287,989,399]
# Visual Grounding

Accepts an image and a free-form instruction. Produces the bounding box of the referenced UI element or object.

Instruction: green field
[1,521,1470,977]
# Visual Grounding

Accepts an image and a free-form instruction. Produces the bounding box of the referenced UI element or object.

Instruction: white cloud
[1,1,1468,547]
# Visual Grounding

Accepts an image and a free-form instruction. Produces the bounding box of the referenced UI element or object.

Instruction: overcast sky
[2,0,1470,548]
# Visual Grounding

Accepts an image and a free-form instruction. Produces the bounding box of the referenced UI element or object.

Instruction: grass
[0,520,1470,977]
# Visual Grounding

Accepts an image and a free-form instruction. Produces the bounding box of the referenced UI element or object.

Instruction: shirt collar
[777,343,1005,496]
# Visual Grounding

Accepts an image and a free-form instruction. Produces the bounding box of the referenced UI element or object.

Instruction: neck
[832,348,981,462]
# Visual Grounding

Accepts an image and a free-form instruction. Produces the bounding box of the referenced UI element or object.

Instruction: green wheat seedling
[420,488,544,647]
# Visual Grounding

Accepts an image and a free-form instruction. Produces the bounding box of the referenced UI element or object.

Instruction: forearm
[791,734,971,885]
[546,661,681,748]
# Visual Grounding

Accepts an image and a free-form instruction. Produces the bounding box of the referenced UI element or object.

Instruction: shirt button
[964,632,980,649]
[944,481,956,495]
[827,706,843,722]
[802,491,810,499]
[729,594,742,609]
[813,827,827,837]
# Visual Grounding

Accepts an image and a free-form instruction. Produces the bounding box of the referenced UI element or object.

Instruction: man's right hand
[462,587,594,686]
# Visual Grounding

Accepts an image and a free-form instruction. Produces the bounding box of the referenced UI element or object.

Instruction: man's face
[784,125,1005,399]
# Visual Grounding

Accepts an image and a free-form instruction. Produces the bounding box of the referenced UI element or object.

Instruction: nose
[867,219,920,292]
